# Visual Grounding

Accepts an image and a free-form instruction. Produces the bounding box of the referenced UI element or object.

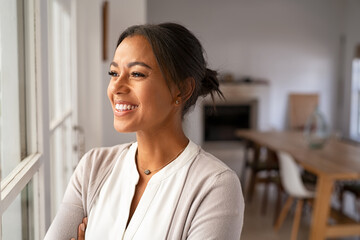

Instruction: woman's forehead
[114,35,154,61]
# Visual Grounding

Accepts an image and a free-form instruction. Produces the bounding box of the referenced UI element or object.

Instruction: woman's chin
[113,122,135,133]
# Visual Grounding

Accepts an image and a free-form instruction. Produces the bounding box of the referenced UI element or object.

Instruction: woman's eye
[131,72,145,78]
[108,71,119,77]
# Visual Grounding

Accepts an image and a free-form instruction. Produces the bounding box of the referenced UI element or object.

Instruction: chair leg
[356,197,360,222]
[291,199,303,240]
[246,169,257,202]
[339,188,345,214]
[261,176,269,215]
[274,196,294,231]
[240,144,250,191]
[273,183,283,225]
[246,145,261,202]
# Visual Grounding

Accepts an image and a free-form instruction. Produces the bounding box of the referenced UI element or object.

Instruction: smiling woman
[44,23,244,240]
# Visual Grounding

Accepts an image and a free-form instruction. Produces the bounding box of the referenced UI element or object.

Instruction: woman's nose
[110,75,130,95]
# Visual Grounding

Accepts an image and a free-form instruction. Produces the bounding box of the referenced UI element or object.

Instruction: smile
[115,103,138,112]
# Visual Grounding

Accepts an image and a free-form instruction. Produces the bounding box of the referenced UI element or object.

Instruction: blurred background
[1,0,360,239]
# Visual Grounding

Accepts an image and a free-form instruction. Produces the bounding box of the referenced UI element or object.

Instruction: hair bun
[200,68,223,100]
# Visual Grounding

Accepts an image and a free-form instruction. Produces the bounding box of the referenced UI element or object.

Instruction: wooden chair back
[288,93,319,130]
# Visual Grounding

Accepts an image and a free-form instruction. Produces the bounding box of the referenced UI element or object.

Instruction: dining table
[235,130,360,240]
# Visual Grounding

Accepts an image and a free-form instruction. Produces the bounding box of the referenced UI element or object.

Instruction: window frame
[350,58,360,142]
[0,0,51,238]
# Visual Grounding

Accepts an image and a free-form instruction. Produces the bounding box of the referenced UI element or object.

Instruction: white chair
[274,151,315,240]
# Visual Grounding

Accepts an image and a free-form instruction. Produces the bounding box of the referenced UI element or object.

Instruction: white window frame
[350,58,360,142]
[0,0,51,238]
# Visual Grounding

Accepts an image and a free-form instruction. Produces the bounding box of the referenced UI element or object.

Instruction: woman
[45,23,244,240]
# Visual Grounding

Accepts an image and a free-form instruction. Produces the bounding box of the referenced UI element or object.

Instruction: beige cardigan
[44,143,244,240]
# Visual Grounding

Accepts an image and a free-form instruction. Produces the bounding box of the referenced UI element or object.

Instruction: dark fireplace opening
[204,104,254,141]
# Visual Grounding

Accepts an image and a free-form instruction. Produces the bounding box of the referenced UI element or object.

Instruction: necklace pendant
[144,169,151,175]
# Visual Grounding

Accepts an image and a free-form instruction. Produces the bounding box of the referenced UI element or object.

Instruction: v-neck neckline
[123,141,199,238]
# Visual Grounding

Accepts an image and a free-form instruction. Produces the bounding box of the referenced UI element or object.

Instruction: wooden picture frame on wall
[356,43,360,59]
[102,1,109,61]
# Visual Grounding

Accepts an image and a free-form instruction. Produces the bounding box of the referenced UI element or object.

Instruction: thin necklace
[136,148,185,175]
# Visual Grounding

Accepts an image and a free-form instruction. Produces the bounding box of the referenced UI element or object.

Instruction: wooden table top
[236,130,360,180]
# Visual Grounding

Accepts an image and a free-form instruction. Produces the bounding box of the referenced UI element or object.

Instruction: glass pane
[48,0,77,219]
[2,179,35,240]
[358,91,360,136]
[50,116,74,217]
[49,0,72,123]
[353,59,360,137]
[0,0,26,179]
[50,125,64,217]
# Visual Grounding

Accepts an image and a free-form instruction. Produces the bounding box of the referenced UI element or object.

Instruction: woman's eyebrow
[110,61,118,67]
[127,61,152,69]
[110,61,152,69]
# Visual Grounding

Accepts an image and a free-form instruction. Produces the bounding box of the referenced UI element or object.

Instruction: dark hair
[116,22,223,116]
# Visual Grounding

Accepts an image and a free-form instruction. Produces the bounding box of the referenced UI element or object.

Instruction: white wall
[77,0,147,150]
[147,0,346,140]
[77,0,103,150]
[101,0,147,147]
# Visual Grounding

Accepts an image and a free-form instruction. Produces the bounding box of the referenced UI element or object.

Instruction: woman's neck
[135,127,189,173]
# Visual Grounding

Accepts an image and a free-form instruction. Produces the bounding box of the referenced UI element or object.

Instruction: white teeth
[115,103,138,112]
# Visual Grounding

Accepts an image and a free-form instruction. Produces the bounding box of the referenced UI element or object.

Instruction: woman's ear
[179,77,195,103]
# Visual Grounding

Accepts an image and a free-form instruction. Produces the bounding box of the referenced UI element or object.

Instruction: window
[355,59,360,137]
[0,0,46,239]
[350,45,360,141]
[1,0,83,237]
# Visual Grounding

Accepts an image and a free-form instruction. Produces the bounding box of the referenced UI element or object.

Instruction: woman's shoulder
[176,146,243,219]
[82,142,133,165]
[191,147,237,178]
[74,142,134,179]
[183,146,241,194]
[86,142,134,157]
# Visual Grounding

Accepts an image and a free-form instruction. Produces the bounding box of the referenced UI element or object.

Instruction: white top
[44,141,244,240]
[85,140,200,240]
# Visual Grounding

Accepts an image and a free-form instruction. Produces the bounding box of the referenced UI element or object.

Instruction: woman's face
[108,35,179,133]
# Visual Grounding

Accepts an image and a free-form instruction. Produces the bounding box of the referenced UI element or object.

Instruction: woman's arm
[186,171,245,240]
[44,145,127,240]
[44,203,85,240]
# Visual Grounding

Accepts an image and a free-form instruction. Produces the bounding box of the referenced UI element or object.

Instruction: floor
[241,184,311,240]
[202,141,359,240]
